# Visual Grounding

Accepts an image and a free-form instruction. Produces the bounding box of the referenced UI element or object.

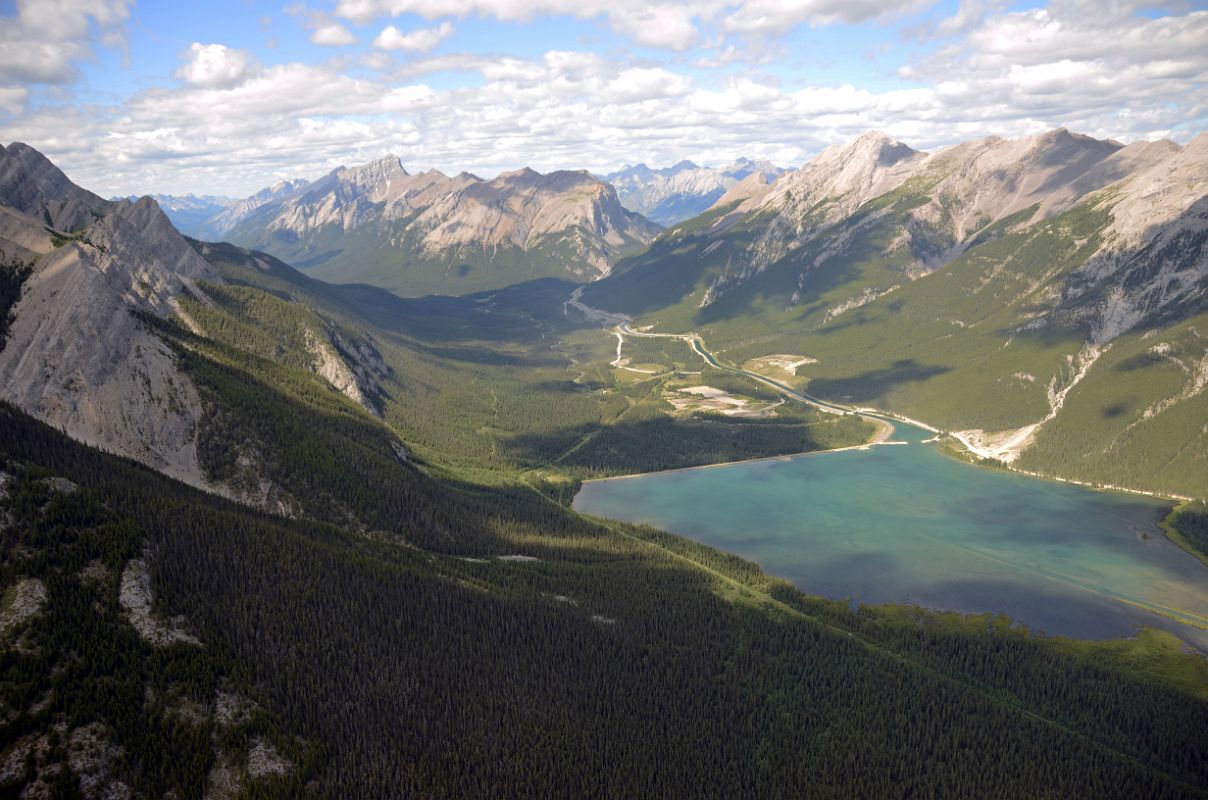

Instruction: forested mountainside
[584,129,1208,497]
[219,157,659,296]
[603,157,785,226]
[2,141,1208,797]
[5,390,1208,798]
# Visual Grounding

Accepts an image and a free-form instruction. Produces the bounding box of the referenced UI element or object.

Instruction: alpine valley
[1,124,1207,800]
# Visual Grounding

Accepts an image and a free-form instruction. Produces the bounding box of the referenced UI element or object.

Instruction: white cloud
[605,6,705,49]
[311,22,359,46]
[373,22,455,52]
[932,0,1002,37]
[724,0,927,34]
[336,0,727,51]
[3,1,1204,197]
[0,0,132,85]
[601,68,693,103]
[334,0,940,50]
[13,0,132,42]
[175,43,255,89]
[0,87,28,115]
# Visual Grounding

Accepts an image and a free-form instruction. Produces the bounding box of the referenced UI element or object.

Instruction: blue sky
[0,0,1204,197]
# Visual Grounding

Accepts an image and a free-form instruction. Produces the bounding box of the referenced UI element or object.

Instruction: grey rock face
[0,143,218,488]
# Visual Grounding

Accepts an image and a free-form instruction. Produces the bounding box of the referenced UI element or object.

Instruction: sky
[0,0,1204,198]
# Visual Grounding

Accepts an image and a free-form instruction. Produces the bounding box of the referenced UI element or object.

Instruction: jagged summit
[334,155,408,193]
[0,142,110,231]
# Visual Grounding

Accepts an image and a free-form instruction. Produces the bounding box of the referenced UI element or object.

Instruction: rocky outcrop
[119,559,201,647]
[305,327,383,413]
[0,578,47,636]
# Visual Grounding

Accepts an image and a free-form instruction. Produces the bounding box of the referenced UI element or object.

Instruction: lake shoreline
[574,427,1208,649]
[577,416,898,486]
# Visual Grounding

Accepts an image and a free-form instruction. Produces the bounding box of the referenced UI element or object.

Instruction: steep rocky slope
[583,129,1208,496]
[0,144,385,499]
[603,157,784,225]
[224,157,660,296]
[0,143,215,486]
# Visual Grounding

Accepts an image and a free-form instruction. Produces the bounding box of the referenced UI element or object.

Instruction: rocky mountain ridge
[582,128,1208,493]
[693,128,1207,343]
[0,143,216,486]
[196,178,309,240]
[223,156,660,295]
[0,143,386,500]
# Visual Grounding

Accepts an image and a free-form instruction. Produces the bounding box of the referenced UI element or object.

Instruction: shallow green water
[574,423,1208,647]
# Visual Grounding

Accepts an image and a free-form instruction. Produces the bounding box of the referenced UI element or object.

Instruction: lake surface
[574,422,1208,648]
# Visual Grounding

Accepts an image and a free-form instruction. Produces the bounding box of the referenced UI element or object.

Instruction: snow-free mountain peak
[0,142,110,232]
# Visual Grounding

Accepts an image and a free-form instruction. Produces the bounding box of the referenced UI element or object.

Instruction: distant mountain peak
[603,156,786,226]
[496,166,541,181]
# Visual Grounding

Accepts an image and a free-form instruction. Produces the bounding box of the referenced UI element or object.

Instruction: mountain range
[602,157,785,226]
[204,158,660,296]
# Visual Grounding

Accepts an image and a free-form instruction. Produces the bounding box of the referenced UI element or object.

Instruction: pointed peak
[854,130,893,143]
[1031,127,1116,150]
[497,166,540,181]
[0,140,110,228]
[1039,126,1072,141]
[821,130,920,168]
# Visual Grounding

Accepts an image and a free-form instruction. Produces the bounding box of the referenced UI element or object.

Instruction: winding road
[567,285,946,446]
[606,316,906,444]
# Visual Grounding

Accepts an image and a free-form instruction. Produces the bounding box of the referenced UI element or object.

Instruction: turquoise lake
[573,422,1208,647]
